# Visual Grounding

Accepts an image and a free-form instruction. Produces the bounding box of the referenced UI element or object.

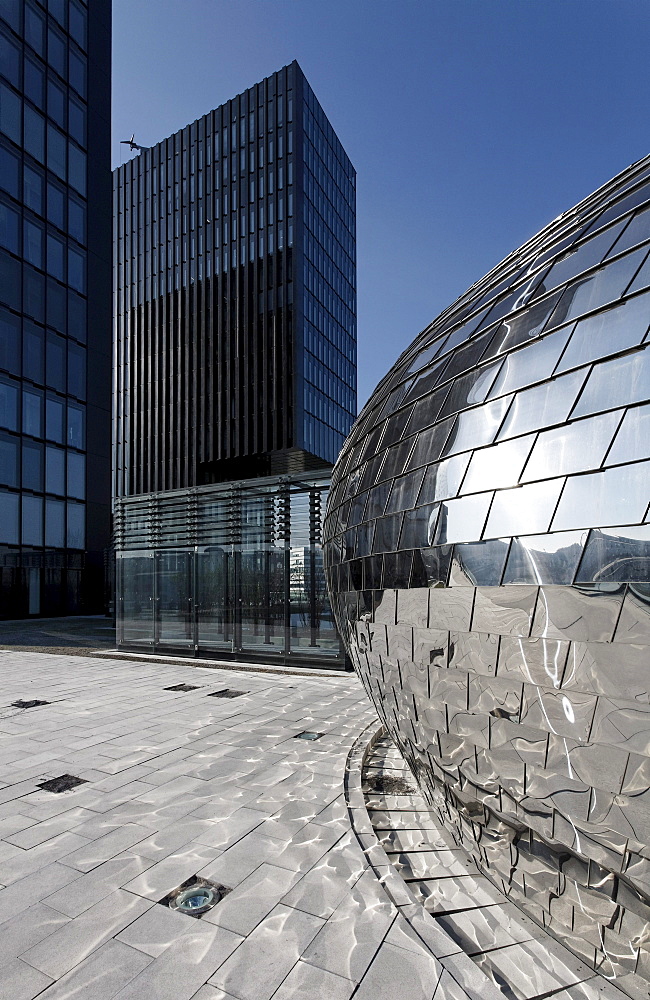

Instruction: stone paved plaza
[0,648,450,1000]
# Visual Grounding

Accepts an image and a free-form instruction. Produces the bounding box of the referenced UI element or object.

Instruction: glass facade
[0,0,111,617]
[325,155,650,992]
[114,472,345,668]
[113,61,356,498]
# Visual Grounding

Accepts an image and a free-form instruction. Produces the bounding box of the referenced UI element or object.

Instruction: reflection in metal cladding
[325,155,650,996]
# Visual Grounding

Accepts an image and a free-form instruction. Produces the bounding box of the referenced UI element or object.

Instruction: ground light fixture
[170,884,219,915]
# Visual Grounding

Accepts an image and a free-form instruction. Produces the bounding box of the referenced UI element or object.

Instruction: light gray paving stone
[0,862,82,924]
[270,960,355,1000]
[4,807,96,849]
[191,807,270,850]
[110,920,244,1000]
[123,844,222,900]
[115,899,191,957]
[21,888,152,979]
[0,957,53,999]
[29,938,152,1000]
[0,902,70,968]
[208,903,324,1000]
[197,831,285,887]
[189,987,238,1000]
[201,862,300,935]
[43,853,153,917]
[351,940,441,1000]
[300,869,397,983]
[60,823,155,872]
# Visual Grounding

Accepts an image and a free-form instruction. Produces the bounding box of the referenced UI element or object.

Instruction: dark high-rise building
[0,0,112,617]
[113,62,356,668]
[113,60,356,496]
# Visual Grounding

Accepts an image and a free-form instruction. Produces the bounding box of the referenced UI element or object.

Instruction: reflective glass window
[0,198,19,253]
[483,289,563,360]
[488,327,571,399]
[444,394,512,455]
[0,249,20,311]
[439,360,501,416]
[24,165,43,215]
[462,433,536,494]
[607,205,650,257]
[45,497,65,547]
[23,266,44,323]
[552,461,650,531]
[45,395,64,442]
[582,180,650,235]
[419,452,472,505]
[0,81,21,144]
[385,468,424,513]
[47,26,66,76]
[557,291,650,374]
[405,417,454,471]
[68,142,85,195]
[24,57,44,106]
[47,234,64,280]
[550,247,648,327]
[575,525,650,584]
[22,386,43,436]
[431,491,493,545]
[68,197,85,244]
[68,97,85,147]
[68,1,86,47]
[484,478,565,539]
[522,410,621,483]
[46,332,65,391]
[22,439,42,489]
[67,291,85,342]
[399,504,435,550]
[537,220,628,295]
[0,374,18,429]
[0,489,18,544]
[0,31,20,89]
[0,306,19,375]
[67,501,84,548]
[47,181,65,229]
[0,142,19,198]
[66,450,84,498]
[605,403,650,466]
[571,347,650,419]
[22,494,43,545]
[498,369,586,441]
[67,246,85,292]
[24,2,45,54]
[67,402,84,448]
[23,321,44,383]
[47,78,65,128]
[0,429,18,486]
[24,105,44,162]
[503,530,585,586]
[45,444,64,494]
[23,219,43,268]
[47,277,65,332]
[47,124,66,178]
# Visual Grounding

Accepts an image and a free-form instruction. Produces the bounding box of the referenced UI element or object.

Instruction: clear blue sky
[113,0,650,408]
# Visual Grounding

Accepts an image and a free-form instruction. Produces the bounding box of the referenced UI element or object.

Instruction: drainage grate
[295,731,324,741]
[37,774,88,794]
[207,689,247,698]
[364,774,415,795]
[12,699,50,709]
[159,875,230,918]
[164,683,200,692]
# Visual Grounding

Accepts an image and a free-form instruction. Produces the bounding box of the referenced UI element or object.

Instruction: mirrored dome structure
[324,156,650,992]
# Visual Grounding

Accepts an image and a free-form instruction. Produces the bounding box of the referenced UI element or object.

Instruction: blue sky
[113,0,650,407]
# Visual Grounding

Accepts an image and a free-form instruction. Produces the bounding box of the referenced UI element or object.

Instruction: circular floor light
[172,884,219,915]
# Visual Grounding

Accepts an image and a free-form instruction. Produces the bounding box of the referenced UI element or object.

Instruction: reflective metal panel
[325,154,650,993]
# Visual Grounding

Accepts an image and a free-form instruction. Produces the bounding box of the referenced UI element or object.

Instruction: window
[68,142,85,195]
[24,165,43,215]
[24,56,44,106]
[0,490,18,544]
[0,82,20,145]
[68,246,85,293]
[68,97,85,147]
[0,374,19,429]
[47,181,65,229]
[0,142,19,198]
[47,78,66,128]
[47,234,65,280]
[46,395,64,442]
[24,105,45,162]
[24,2,45,55]
[22,439,43,489]
[45,445,64,494]
[22,386,43,436]
[0,430,18,486]
[23,219,43,268]
[45,498,64,547]
[67,501,84,548]
[0,198,19,254]
[67,402,84,448]
[67,342,85,398]
[47,124,66,178]
[23,321,44,383]
[22,494,43,546]
[67,450,84,498]
[47,26,66,76]
[0,29,20,88]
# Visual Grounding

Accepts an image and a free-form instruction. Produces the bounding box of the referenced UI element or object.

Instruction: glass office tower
[0,0,112,617]
[113,62,356,667]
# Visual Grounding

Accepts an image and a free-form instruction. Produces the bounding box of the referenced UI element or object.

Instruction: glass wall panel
[118,552,154,644]
[156,550,193,646]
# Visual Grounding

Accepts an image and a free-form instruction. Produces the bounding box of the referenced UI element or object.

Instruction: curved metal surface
[324,154,650,995]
